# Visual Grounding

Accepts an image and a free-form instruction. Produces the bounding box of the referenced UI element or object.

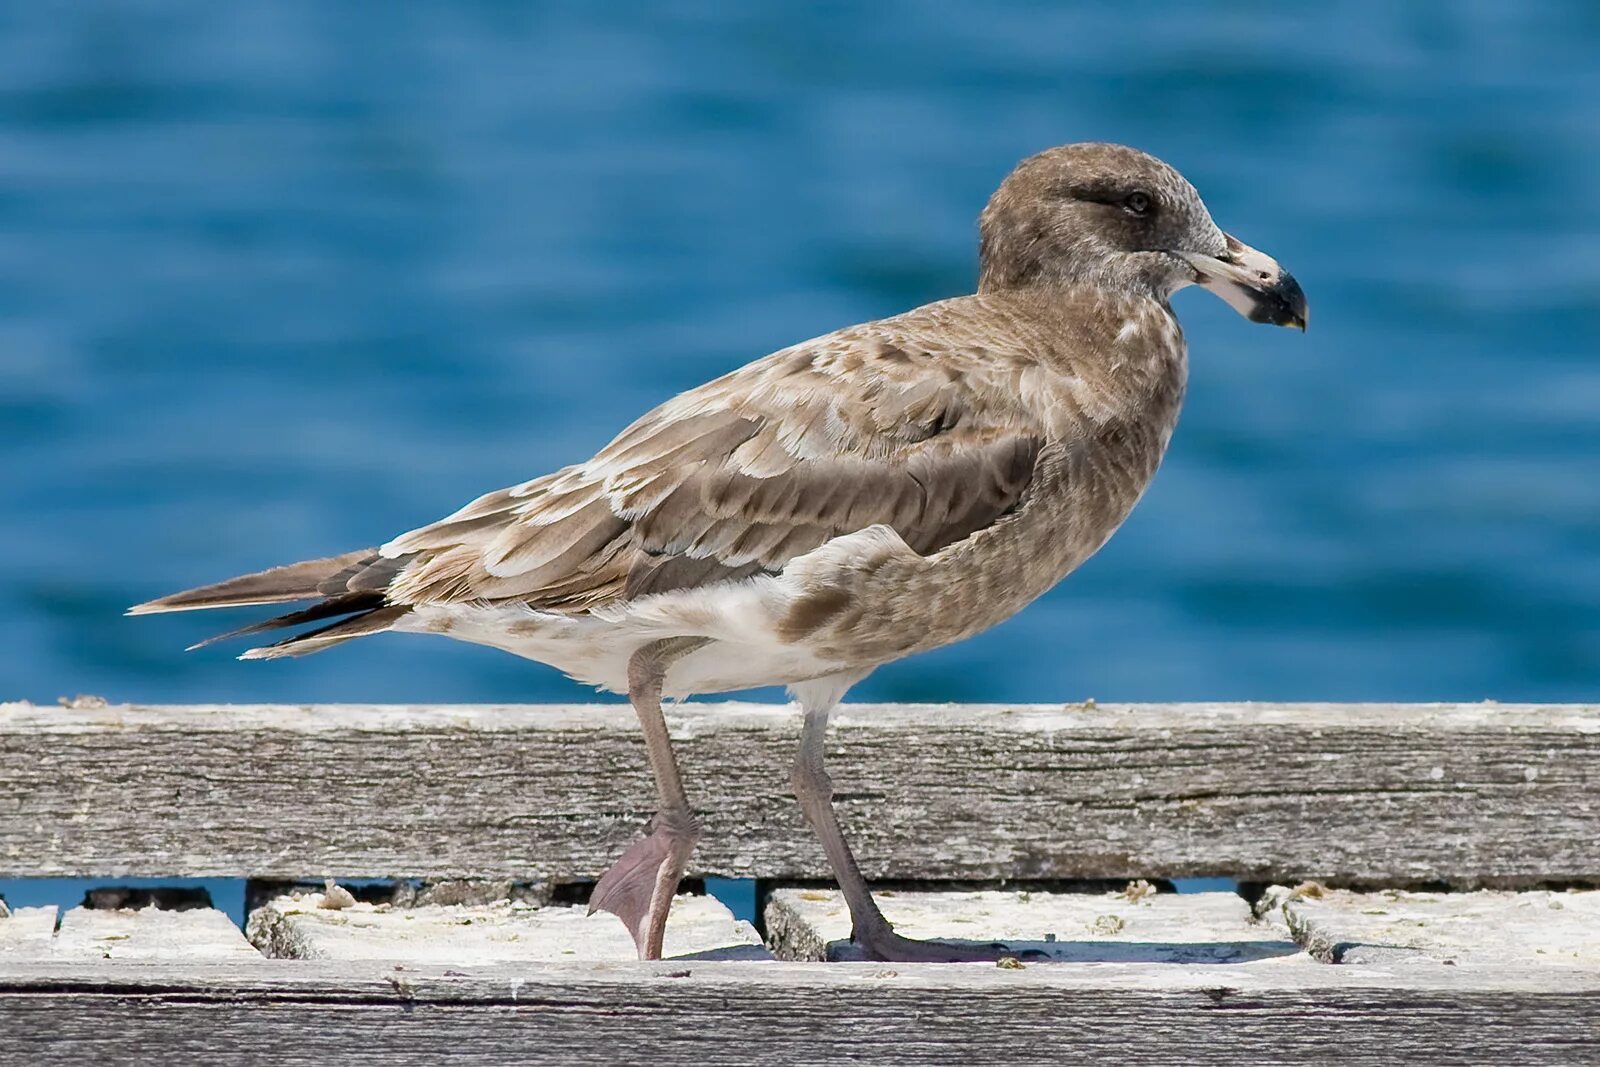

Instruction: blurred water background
[1,3,1597,921]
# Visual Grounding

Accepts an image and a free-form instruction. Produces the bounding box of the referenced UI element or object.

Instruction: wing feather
[380,308,1051,611]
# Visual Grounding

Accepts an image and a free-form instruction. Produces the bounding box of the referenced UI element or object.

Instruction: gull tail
[126,549,378,615]
[128,548,413,659]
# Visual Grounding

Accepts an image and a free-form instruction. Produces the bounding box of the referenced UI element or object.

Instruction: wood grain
[0,958,1596,1066]
[52,906,261,962]
[1,701,1596,884]
[246,889,767,962]
[765,886,1304,963]
[0,907,56,957]
[1265,886,1600,967]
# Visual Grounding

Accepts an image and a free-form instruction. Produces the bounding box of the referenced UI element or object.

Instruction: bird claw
[588,812,700,960]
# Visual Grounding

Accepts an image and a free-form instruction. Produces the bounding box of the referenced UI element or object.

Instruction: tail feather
[239,606,410,660]
[184,592,388,651]
[127,549,378,615]
[129,547,410,660]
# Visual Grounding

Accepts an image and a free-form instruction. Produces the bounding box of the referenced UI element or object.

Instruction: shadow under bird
[131,142,1307,962]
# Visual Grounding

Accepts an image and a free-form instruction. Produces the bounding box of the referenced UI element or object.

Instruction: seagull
[131,143,1306,962]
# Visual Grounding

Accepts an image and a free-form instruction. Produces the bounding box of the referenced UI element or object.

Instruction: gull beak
[1180,233,1308,331]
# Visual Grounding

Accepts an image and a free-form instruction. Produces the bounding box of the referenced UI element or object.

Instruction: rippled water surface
[3,2,1598,710]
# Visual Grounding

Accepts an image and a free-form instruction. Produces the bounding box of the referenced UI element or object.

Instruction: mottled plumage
[132,143,1306,962]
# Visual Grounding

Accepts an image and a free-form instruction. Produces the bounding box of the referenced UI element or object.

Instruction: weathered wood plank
[2,701,1596,883]
[0,906,56,956]
[247,889,767,961]
[766,886,1306,963]
[50,906,262,962]
[1266,885,1600,967]
[0,959,1596,1066]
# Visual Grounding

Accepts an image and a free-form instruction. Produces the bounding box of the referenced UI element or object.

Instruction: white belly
[395,580,850,696]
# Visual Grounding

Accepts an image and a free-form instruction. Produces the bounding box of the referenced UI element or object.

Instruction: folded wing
[380,325,1044,612]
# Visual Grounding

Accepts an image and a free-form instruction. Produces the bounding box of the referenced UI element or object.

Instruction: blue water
[1,4,1598,919]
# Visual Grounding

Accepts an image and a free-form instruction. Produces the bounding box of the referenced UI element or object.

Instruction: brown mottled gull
[131,143,1307,962]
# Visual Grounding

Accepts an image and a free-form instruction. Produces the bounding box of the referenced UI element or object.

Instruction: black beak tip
[1247,270,1308,332]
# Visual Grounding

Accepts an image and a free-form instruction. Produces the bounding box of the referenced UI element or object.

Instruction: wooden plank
[1,701,1596,883]
[0,958,1595,1065]
[387,879,551,908]
[0,907,56,956]
[1266,886,1600,967]
[766,885,1308,963]
[247,888,768,962]
[53,906,261,962]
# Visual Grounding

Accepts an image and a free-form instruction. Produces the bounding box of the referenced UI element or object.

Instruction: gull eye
[1124,191,1152,217]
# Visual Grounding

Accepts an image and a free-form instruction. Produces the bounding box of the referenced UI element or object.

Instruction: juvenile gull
[131,143,1307,963]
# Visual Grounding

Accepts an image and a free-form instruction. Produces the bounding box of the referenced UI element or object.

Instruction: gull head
[978,142,1307,331]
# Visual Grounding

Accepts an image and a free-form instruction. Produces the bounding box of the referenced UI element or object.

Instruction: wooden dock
[1,701,1597,1063]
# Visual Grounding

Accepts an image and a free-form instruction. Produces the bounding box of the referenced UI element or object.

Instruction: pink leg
[790,684,1023,963]
[588,639,705,960]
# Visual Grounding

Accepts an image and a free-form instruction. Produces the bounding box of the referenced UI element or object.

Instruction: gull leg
[589,637,706,960]
[790,677,1020,963]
